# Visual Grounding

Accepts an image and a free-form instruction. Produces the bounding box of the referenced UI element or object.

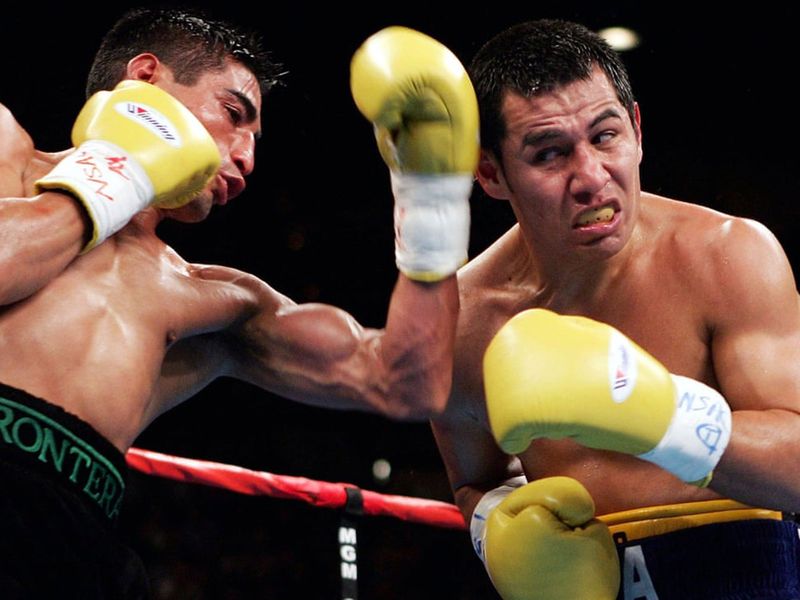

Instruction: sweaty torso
[452,194,725,515]
[0,111,259,451]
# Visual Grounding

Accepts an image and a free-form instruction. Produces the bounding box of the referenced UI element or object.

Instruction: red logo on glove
[105,156,130,180]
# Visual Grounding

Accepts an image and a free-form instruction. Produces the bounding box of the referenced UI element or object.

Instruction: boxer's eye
[593,130,616,145]
[533,146,566,164]
[225,104,243,125]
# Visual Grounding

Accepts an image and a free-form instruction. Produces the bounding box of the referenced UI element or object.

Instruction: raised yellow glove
[36,80,221,250]
[483,309,732,485]
[350,26,478,281]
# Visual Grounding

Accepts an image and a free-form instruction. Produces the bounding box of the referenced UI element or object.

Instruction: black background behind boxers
[1,2,795,598]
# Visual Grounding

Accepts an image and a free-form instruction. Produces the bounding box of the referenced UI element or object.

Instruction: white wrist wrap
[36,140,154,251]
[390,171,472,282]
[470,476,526,564]
[638,374,732,484]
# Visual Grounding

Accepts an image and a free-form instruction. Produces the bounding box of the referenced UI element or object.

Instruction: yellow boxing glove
[471,476,620,600]
[483,309,732,485]
[36,80,221,251]
[350,26,479,281]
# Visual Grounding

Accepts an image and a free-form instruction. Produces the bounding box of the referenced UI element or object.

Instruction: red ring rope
[126,447,466,530]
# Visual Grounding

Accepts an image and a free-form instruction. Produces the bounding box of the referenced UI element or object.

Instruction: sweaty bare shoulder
[0,103,34,197]
[458,225,534,317]
[188,262,291,316]
[704,212,794,317]
[187,264,311,360]
[642,193,742,274]
[644,193,793,327]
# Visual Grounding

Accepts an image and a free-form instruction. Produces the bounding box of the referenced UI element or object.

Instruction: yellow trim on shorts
[598,499,782,542]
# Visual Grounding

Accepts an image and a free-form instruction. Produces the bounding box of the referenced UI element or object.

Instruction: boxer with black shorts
[0,8,477,597]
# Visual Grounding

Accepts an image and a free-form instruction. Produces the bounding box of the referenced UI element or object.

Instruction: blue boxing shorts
[0,382,150,599]
[602,500,800,600]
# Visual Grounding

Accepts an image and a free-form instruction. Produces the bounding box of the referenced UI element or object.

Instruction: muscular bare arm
[222,273,460,420]
[702,218,800,510]
[0,104,87,305]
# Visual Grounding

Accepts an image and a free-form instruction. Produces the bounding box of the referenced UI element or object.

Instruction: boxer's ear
[476,150,511,201]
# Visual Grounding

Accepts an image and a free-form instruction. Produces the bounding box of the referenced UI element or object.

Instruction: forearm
[227,273,458,419]
[0,193,88,304]
[379,274,459,418]
[710,408,800,511]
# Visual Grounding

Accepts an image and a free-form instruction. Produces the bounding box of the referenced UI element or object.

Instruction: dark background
[2,2,797,598]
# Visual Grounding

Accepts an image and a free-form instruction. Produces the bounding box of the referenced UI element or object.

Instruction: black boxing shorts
[0,382,150,599]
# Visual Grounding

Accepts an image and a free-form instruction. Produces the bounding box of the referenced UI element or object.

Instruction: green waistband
[0,395,125,521]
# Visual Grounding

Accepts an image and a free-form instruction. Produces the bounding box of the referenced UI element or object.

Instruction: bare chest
[0,241,254,357]
[454,270,711,425]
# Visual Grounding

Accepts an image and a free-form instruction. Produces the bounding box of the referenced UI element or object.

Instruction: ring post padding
[340,487,364,600]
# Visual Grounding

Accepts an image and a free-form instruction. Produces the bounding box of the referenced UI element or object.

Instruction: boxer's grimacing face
[480,67,643,263]
[158,58,263,223]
